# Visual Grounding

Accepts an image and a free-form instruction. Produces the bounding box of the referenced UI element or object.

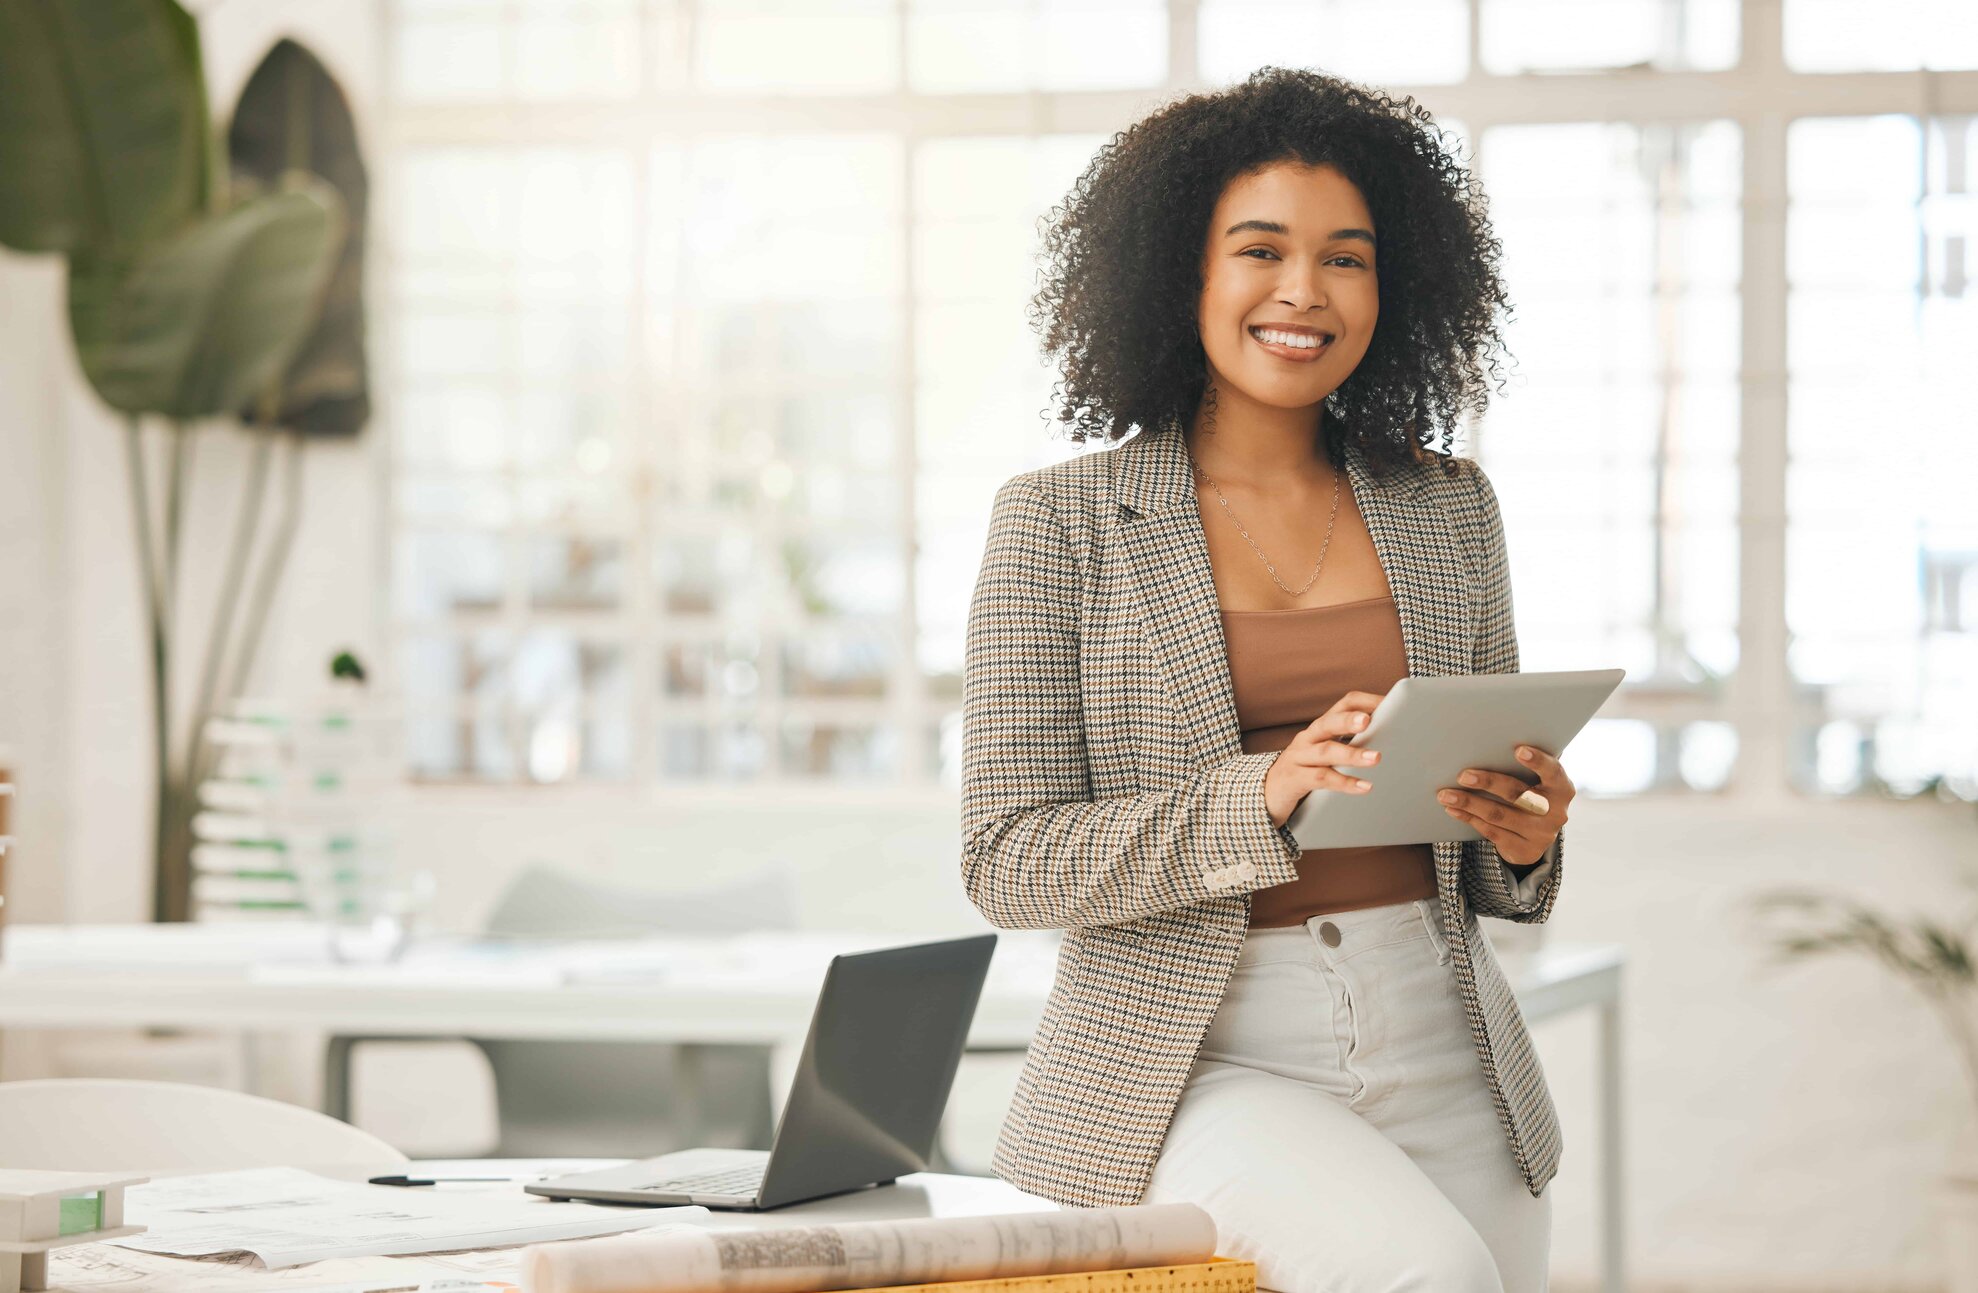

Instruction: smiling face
[1196,162,1379,420]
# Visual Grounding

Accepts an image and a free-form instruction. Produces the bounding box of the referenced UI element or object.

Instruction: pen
[368,1174,514,1187]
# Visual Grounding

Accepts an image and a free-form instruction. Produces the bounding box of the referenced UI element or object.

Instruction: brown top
[1223,595,1437,926]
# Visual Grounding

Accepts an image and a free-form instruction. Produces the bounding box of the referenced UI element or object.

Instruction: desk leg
[1598,995,1625,1293]
[324,1037,356,1122]
[239,1030,268,1098]
[674,1046,705,1145]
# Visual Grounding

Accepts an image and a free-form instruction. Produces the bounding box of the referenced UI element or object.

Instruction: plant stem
[212,428,306,781]
[183,426,272,802]
[164,421,191,610]
[122,417,172,923]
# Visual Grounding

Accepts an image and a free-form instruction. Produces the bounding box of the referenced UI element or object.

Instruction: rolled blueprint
[521,1204,1218,1293]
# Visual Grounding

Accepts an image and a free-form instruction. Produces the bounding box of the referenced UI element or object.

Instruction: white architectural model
[0,1172,146,1293]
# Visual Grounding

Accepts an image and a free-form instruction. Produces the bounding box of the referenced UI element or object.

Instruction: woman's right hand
[1262,690,1387,828]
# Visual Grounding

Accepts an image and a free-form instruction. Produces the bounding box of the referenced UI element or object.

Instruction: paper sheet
[48,1239,556,1292]
[520,1204,1217,1293]
[49,1244,463,1293]
[113,1168,706,1269]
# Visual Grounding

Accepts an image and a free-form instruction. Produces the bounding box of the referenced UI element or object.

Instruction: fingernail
[1459,772,1479,785]
[1518,747,1534,760]
[1438,791,1458,804]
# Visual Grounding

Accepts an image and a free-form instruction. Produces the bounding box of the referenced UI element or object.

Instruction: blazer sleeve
[1460,459,1564,924]
[959,476,1303,931]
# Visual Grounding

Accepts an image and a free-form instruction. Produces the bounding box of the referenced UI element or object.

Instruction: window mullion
[1734,4,1793,800]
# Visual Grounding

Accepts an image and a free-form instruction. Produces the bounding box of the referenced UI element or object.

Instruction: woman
[960,68,1577,1292]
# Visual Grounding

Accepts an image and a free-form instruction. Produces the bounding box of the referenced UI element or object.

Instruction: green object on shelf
[58,1192,104,1236]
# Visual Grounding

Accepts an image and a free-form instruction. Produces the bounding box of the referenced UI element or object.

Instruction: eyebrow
[1224,219,1376,247]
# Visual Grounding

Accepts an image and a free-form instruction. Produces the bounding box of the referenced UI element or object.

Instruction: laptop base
[524,1147,895,1210]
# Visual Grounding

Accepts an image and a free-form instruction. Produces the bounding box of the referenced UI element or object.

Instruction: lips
[1249,327,1332,362]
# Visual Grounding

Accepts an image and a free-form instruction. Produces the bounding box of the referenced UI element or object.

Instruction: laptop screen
[756,933,998,1207]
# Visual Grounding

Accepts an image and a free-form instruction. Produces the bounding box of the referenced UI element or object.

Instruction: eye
[1240,248,1369,268]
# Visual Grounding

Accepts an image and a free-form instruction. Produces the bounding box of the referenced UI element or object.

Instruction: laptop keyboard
[639,1164,766,1195]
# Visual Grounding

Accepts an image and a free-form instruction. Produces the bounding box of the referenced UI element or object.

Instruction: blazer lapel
[1348,444,1474,682]
[1115,427,1474,768]
[1116,429,1241,765]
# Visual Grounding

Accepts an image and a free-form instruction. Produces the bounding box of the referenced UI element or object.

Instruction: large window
[1784,113,1976,796]
[382,0,1978,802]
[1479,120,1744,794]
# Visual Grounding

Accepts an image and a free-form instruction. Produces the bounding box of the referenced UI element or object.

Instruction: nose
[1279,259,1329,311]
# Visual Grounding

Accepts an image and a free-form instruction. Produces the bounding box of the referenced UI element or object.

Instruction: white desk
[0,926,1060,1046]
[0,925,1623,1293]
[42,1161,1059,1292]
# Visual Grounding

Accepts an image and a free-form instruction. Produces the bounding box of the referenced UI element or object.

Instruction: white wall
[1537,794,1972,1291]
[0,252,71,928]
[0,4,1973,1289]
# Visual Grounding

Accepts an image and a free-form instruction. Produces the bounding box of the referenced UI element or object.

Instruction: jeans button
[1318,921,1342,948]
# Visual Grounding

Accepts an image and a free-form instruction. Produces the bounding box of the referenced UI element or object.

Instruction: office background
[0,0,1974,1288]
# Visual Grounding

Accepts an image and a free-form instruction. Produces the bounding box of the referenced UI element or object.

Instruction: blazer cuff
[1500,836,1558,907]
[1463,824,1562,919]
[1200,751,1304,896]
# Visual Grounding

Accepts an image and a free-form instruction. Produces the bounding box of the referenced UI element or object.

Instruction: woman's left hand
[1437,745,1574,867]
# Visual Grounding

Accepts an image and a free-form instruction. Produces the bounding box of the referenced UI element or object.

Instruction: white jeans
[1141,894,1551,1293]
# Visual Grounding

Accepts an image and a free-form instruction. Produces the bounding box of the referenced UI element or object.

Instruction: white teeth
[1251,327,1328,350]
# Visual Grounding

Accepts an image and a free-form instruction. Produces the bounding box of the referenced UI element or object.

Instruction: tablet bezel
[1282,667,1624,852]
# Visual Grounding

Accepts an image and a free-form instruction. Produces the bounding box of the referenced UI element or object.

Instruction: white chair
[328,862,800,1158]
[0,1078,407,1179]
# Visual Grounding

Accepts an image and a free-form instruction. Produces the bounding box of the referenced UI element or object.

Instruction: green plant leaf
[67,181,346,419]
[226,38,371,437]
[0,0,207,255]
[1919,923,1977,983]
[1747,883,1978,1001]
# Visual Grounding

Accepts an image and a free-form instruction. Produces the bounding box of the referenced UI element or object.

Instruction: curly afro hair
[1025,66,1515,483]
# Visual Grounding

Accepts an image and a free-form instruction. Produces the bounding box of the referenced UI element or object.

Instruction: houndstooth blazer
[959,423,1566,1208]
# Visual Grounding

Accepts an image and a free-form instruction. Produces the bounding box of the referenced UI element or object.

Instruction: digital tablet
[1284,668,1625,851]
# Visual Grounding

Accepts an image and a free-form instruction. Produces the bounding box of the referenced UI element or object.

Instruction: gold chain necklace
[1194,460,1342,599]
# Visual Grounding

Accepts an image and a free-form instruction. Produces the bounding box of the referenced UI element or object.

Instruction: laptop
[525,932,999,1210]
